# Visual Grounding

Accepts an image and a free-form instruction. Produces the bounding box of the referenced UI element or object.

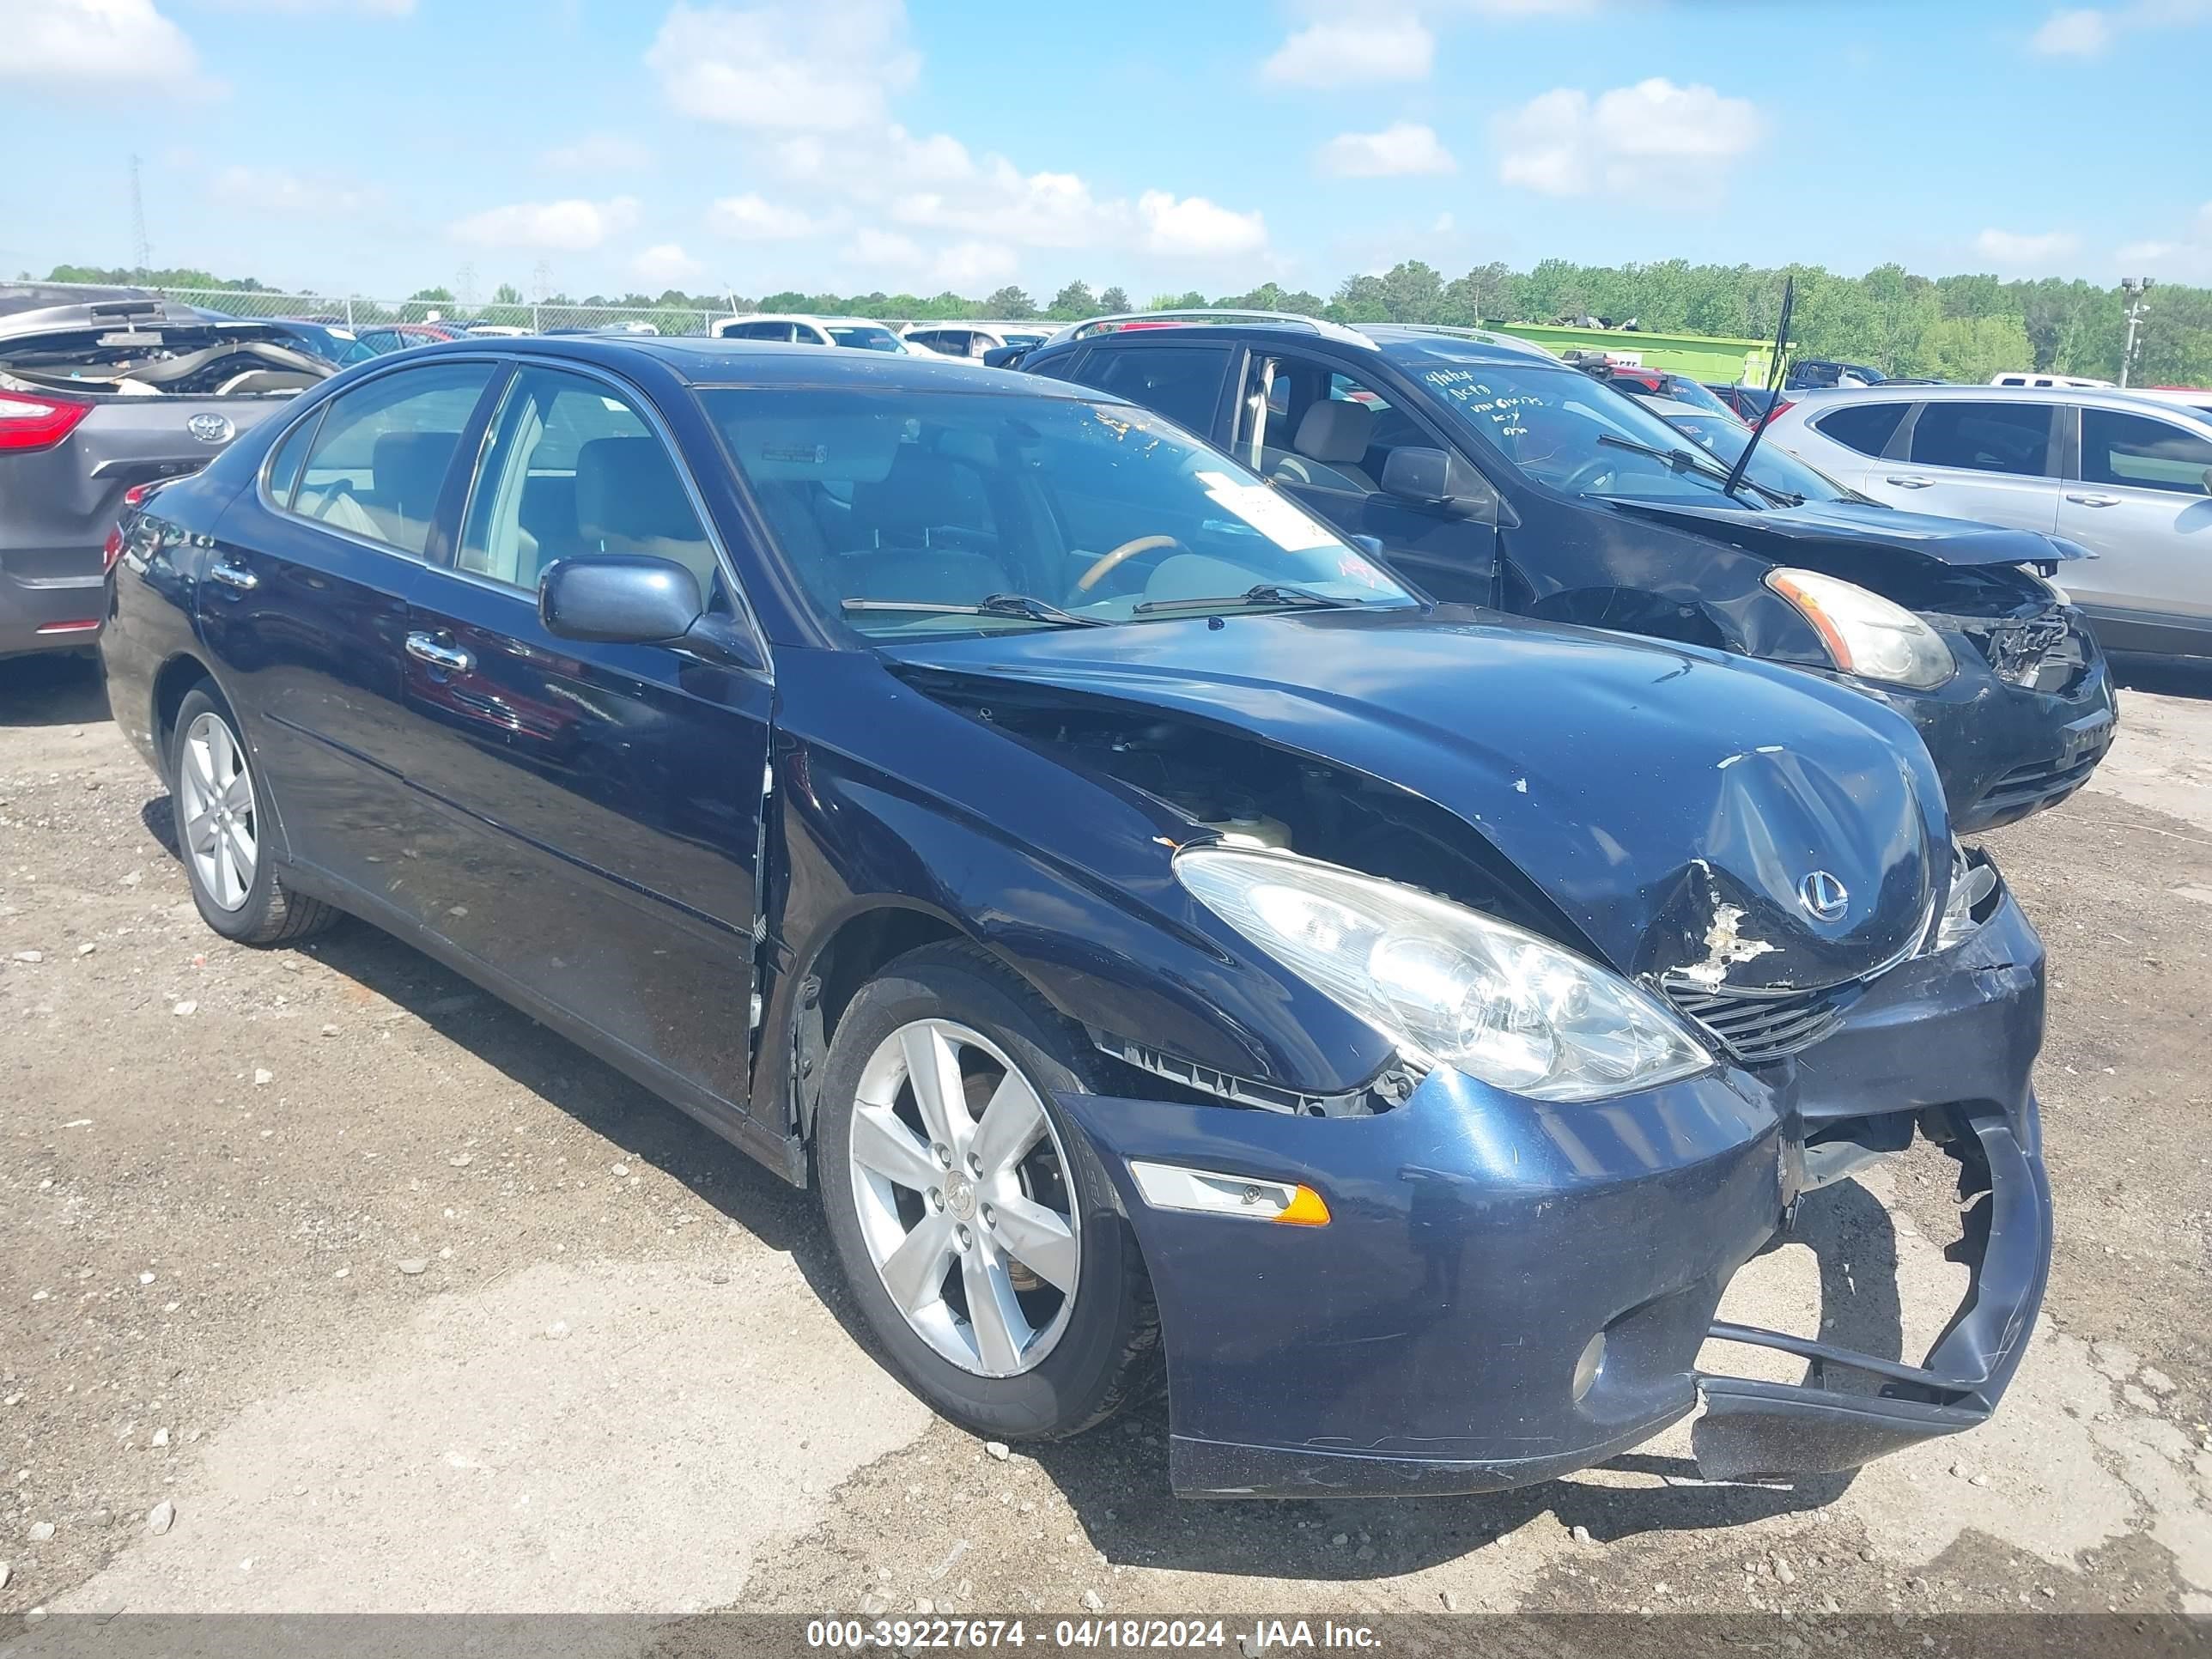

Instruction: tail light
[0,391,94,453]
[104,483,153,574]
[1760,398,1795,427]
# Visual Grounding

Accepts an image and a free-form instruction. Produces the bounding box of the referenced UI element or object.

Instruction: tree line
[38,258,2212,386]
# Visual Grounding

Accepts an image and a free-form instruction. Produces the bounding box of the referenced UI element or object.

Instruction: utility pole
[128,154,152,276]
[2119,276,2154,388]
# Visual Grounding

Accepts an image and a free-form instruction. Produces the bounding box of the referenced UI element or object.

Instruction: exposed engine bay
[0,325,333,398]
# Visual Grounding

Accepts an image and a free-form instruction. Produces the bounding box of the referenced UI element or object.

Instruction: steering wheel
[1075,534,1185,592]
[309,477,362,521]
[1558,456,1620,494]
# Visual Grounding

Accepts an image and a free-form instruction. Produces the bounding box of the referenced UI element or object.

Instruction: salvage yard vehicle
[2,284,333,660]
[1768,384,2212,659]
[103,336,2050,1498]
[1022,313,2117,831]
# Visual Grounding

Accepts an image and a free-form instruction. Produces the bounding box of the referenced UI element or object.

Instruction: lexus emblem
[1797,870,1850,922]
[185,413,234,445]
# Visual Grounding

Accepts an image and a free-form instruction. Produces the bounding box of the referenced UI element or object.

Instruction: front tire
[815,941,1158,1440]
[169,684,339,946]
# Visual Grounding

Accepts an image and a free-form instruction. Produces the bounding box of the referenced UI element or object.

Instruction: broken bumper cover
[1057,883,2049,1498]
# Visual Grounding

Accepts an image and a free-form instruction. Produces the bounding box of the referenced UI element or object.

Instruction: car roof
[418,332,1131,396]
[1033,314,1562,369]
[1780,380,2212,435]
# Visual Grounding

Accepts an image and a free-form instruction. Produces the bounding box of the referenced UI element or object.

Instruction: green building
[1487,321,1789,387]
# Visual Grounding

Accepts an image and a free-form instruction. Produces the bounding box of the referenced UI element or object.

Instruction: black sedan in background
[1021,317,2117,832]
[102,337,2050,1497]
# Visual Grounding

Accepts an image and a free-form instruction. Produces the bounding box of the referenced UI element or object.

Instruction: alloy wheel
[178,711,259,913]
[846,1018,1082,1377]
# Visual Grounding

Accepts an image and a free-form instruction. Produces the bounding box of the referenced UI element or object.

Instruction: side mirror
[1381,446,1489,519]
[539,556,703,646]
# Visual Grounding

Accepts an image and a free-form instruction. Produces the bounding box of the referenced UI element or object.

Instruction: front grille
[1661,978,1863,1065]
[1978,748,2104,820]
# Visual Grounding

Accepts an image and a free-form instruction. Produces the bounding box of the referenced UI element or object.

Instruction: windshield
[700,387,1418,638]
[1642,400,1856,502]
[280,324,375,368]
[828,325,904,353]
[1419,353,1801,509]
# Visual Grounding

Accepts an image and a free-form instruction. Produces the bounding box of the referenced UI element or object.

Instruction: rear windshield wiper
[1595,433,1800,507]
[1133,583,1357,617]
[841,592,1106,628]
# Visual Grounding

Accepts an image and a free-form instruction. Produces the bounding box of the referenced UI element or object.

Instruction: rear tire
[815,940,1158,1441]
[168,684,340,946]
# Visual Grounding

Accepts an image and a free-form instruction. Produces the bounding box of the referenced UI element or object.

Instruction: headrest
[1293,400,1376,465]
[574,437,702,544]
[371,429,460,511]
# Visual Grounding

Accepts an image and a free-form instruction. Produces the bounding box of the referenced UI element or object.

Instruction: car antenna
[1719,274,1795,505]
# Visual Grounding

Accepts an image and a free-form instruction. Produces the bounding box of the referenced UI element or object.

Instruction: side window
[456,367,720,599]
[264,409,319,508]
[1231,356,1404,496]
[289,362,495,554]
[2081,409,2212,495]
[1909,401,2053,477]
[1812,400,1909,457]
[1068,344,1231,437]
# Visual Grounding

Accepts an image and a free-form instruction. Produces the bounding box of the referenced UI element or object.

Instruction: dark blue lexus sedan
[100,337,2051,1498]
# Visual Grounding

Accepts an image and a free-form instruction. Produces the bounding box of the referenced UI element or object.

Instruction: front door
[392,363,772,1108]
[2058,404,2212,626]
[1227,350,1498,605]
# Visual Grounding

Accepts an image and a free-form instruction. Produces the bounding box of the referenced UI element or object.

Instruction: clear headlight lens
[1175,847,1712,1103]
[1767,568,1957,690]
[1932,842,1999,951]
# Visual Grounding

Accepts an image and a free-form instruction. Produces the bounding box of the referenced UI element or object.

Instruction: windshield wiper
[1132,582,1358,617]
[1595,434,1800,507]
[841,592,1107,628]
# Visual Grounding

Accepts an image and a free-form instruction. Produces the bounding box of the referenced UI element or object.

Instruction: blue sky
[5,0,2209,301]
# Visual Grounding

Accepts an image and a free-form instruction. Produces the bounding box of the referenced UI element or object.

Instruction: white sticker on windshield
[1194,471,1339,551]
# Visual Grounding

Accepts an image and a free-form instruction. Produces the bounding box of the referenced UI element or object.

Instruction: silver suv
[1767,384,2212,658]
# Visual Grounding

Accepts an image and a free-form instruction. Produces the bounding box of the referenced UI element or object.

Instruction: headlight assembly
[1174,846,1712,1103]
[1767,568,1957,690]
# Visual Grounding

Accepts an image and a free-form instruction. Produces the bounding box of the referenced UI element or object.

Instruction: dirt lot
[3,650,2209,1625]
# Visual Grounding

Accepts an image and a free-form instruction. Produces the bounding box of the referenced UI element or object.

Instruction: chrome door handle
[2065,492,2123,507]
[1884,475,1935,489]
[207,560,258,591]
[404,631,473,673]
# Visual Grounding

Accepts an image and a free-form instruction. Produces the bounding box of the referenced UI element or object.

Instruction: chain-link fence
[40,282,727,337]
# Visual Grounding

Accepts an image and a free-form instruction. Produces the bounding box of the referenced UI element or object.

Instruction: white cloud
[2027,0,2209,52]
[1261,12,1432,87]
[708,192,825,240]
[2,0,207,89]
[1495,77,1765,197]
[645,0,918,131]
[2116,240,2179,262]
[1974,228,2083,268]
[1316,122,1456,178]
[210,165,381,215]
[843,228,1017,289]
[631,243,706,284]
[1139,191,1267,258]
[199,0,412,11]
[2030,8,2113,52]
[449,196,641,252]
[540,132,653,174]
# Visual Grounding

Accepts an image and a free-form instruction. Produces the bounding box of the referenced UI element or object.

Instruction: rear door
[198,358,501,896]
[390,362,772,1109]
[1059,341,1236,441]
[2058,404,2212,625]
[1883,398,2062,531]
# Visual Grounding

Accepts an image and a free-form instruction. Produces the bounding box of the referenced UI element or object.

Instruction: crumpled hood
[886,607,1948,991]
[1607,496,2081,568]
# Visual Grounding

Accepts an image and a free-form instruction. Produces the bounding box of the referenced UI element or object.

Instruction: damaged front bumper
[1058,877,2050,1498]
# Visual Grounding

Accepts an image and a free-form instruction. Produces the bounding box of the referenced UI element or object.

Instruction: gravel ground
[2,649,2207,1626]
